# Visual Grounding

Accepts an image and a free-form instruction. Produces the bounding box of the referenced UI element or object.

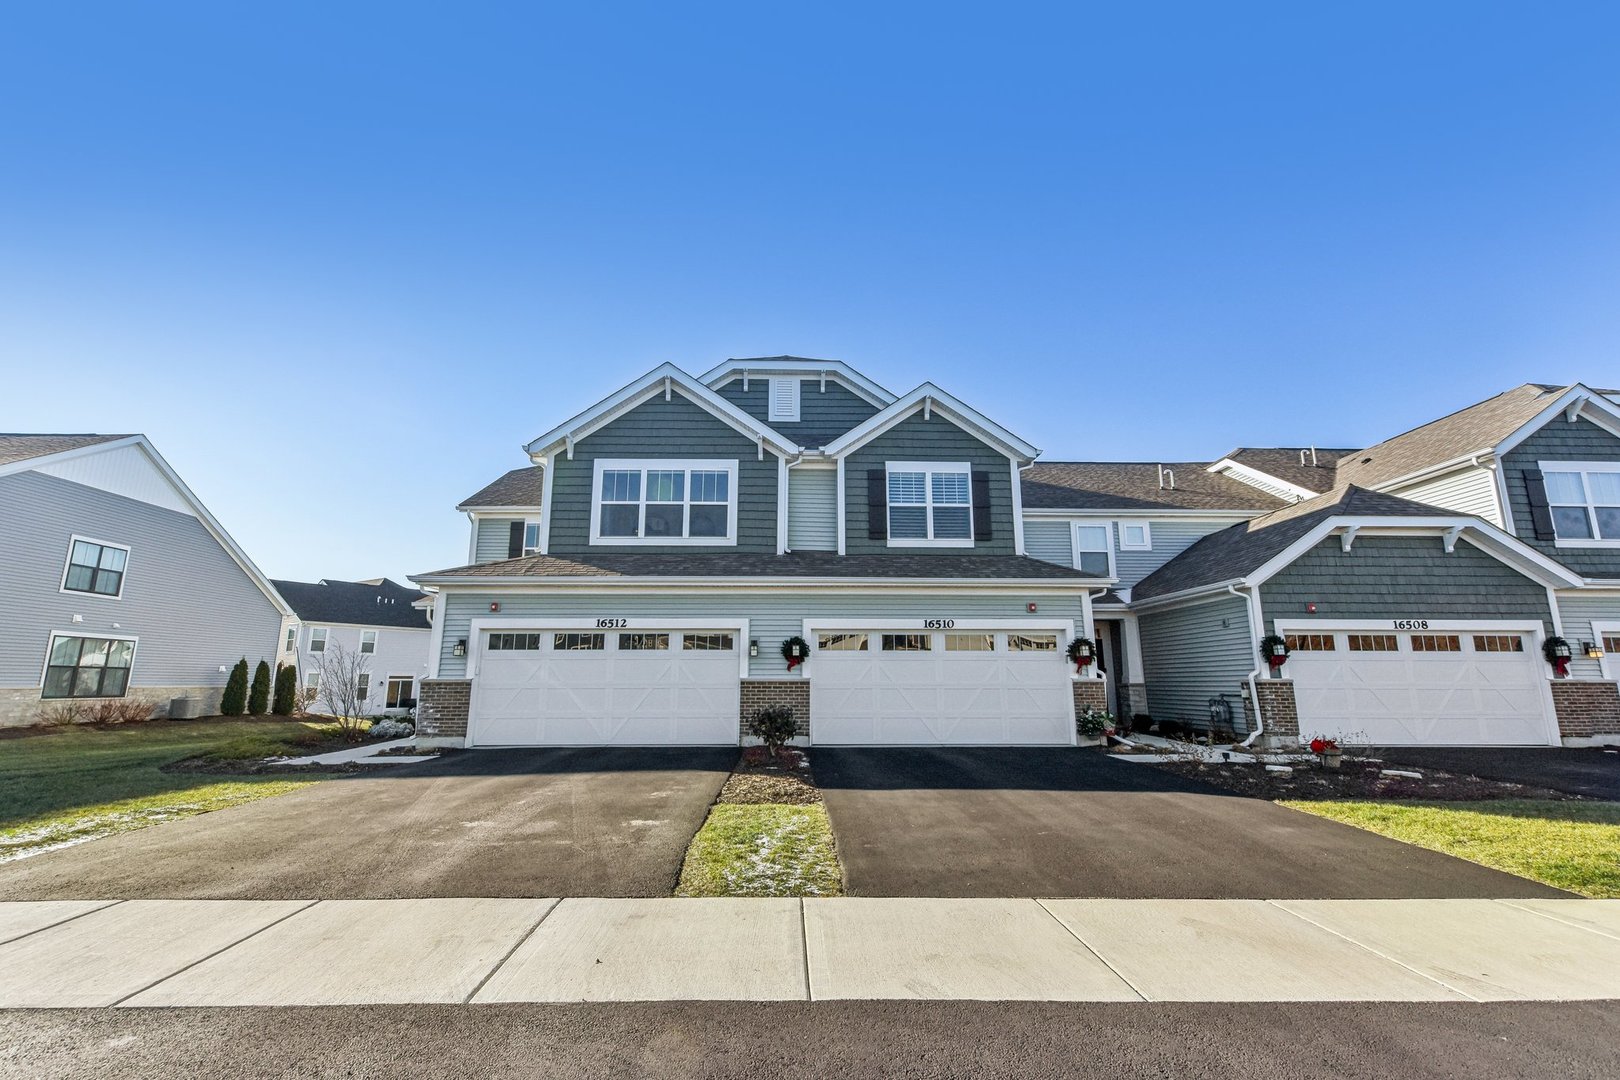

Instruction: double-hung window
[1072,523,1113,576]
[886,461,972,545]
[1541,463,1620,544]
[591,459,737,544]
[359,630,378,655]
[309,627,329,653]
[43,635,136,698]
[522,521,542,555]
[60,537,129,598]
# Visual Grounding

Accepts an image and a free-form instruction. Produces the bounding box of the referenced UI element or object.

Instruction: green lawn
[0,718,342,863]
[1283,798,1620,898]
[676,803,843,897]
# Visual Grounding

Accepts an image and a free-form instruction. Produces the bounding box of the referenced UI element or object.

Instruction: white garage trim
[802,617,1079,636]
[468,617,750,679]
[1593,621,1620,681]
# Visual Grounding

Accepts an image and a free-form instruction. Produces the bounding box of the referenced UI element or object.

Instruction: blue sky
[4,3,1618,584]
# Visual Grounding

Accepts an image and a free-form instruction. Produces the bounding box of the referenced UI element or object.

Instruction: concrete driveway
[812,748,1568,899]
[1375,747,1620,801]
[0,748,734,901]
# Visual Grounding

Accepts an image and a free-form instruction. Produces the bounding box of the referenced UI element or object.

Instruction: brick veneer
[1240,678,1299,745]
[418,678,471,741]
[1072,678,1106,726]
[740,678,810,741]
[1551,680,1620,742]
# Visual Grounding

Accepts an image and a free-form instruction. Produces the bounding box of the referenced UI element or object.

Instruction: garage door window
[1473,634,1524,653]
[882,634,931,651]
[620,633,670,650]
[1348,634,1398,652]
[945,633,994,651]
[818,633,867,651]
[1286,634,1335,651]
[1008,633,1058,652]
[489,633,541,651]
[1411,634,1461,652]
[683,633,735,651]
[555,633,605,651]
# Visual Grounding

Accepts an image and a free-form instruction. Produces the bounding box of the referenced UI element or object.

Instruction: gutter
[1228,584,1266,749]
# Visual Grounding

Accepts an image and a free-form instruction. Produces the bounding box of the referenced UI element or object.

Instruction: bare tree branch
[312,639,372,739]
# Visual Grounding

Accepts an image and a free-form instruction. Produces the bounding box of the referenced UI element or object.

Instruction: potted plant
[1308,736,1342,769]
[1077,708,1116,745]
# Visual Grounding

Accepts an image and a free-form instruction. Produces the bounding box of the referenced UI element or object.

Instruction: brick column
[1072,679,1106,733]
[740,679,810,742]
[1550,680,1620,744]
[417,678,470,745]
[1241,679,1298,747]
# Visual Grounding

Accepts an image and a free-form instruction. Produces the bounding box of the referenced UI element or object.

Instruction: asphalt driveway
[1375,747,1620,801]
[0,748,734,901]
[812,748,1569,899]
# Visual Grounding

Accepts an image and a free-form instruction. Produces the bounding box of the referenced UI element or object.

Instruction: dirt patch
[717,747,823,805]
[1156,758,1585,802]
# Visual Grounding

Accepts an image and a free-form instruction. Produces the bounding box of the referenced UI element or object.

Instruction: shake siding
[1390,466,1501,525]
[1258,536,1555,636]
[843,413,1015,556]
[1139,595,1253,726]
[1024,520,1072,567]
[787,469,837,551]
[1501,417,1620,579]
[474,518,522,563]
[1554,591,1620,680]
[434,590,1088,678]
[715,378,880,448]
[0,470,284,688]
[546,393,780,555]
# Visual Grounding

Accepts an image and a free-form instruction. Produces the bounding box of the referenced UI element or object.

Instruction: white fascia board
[1021,507,1264,521]
[821,383,1041,462]
[1205,459,1319,502]
[1128,580,1249,612]
[456,504,543,514]
[285,620,432,633]
[1360,450,1499,494]
[523,363,801,459]
[1496,384,1620,459]
[698,359,897,407]
[410,576,1103,591]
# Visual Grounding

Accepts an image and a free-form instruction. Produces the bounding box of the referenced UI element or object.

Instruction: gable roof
[1023,461,1285,512]
[1214,448,1353,495]
[270,577,432,629]
[0,433,133,467]
[820,382,1040,462]
[413,551,1101,584]
[700,356,897,408]
[458,466,544,510]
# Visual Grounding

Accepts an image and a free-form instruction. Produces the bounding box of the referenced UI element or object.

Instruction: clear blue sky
[4,3,1618,584]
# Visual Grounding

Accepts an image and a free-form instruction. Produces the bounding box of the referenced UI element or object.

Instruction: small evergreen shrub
[272,663,298,716]
[220,658,250,716]
[748,704,797,759]
[370,718,415,740]
[248,660,272,715]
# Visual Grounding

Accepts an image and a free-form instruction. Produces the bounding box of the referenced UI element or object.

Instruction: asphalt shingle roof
[270,578,432,629]
[1132,486,1450,601]
[459,466,544,509]
[0,433,132,467]
[417,552,1102,582]
[1220,448,1355,494]
[1021,462,1286,512]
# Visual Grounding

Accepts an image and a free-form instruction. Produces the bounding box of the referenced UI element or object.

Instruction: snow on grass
[676,803,843,897]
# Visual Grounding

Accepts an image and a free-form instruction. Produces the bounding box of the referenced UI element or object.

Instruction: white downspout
[1229,584,1266,748]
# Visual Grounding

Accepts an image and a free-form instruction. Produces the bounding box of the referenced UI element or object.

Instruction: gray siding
[1139,594,1254,727]
[1390,466,1502,525]
[1021,517,1238,588]
[715,377,881,449]
[291,624,432,715]
[844,414,1015,556]
[1024,520,1072,566]
[787,468,837,551]
[435,589,1088,678]
[546,391,781,555]
[0,470,284,690]
[1259,535,1556,636]
[1501,416,1620,579]
[1554,590,1620,680]
[474,517,522,563]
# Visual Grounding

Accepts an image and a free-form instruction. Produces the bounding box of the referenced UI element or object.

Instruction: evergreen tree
[272,663,298,716]
[248,660,272,715]
[220,657,250,716]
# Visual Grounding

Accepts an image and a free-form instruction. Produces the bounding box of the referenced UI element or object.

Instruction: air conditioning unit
[168,697,201,720]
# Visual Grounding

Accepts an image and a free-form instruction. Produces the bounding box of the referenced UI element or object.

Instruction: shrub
[87,696,158,724]
[1077,708,1115,738]
[272,664,298,716]
[220,658,250,716]
[1132,713,1153,734]
[748,704,797,760]
[34,700,89,726]
[370,718,415,740]
[248,660,272,715]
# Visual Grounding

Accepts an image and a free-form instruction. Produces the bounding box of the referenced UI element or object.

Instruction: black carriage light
[1585,640,1605,660]
[749,639,759,658]
[453,638,468,658]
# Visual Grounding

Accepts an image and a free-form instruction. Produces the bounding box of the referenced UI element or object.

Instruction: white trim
[835,459,847,556]
[522,518,543,556]
[39,630,140,695]
[1117,520,1152,552]
[414,578,1099,593]
[1070,520,1116,578]
[803,617,1077,634]
[821,383,1040,461]
[466,616,751,680]
[1497,385,1620,460]
[776,456,789,555]
[768,376,801,422]
[58,534,132,601]
[1020,507,1265,521]
[1275,618,1545,633]
[308,626,329,653]
[427,592,448,678]
[884,460,975,548]
[1010,460,1026,556]
[358,629,379,655]
[587,458,740,547]
[1537,459,1620,547]
[1592,620,1620,680]
[700,358,896,407]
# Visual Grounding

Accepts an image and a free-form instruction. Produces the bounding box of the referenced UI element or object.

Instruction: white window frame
[522,519,542,555]
[58,534,132,601]
[1070,521,1116,577]
[1539,460,1620,547]
[588,458,739,546]
[768,377,801,422]
[284,626,298,653]
[385,675,415,708]
[359,630,378,655]
[305,670,321,690]
[885,461,974,548]
[38,630,140,698]
[357,672,371,702]
[309,627,329,653]
[1118,520,1153,551]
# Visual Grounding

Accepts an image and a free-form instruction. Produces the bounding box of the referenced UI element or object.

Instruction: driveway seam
[1031,899,1148,1002]
[1494,899,1620,942]
[110,898,322,1007]
[0,899,124,947]
[463,897,561,1004]
[797,898,813,1000]
[1262,901,1482,1001]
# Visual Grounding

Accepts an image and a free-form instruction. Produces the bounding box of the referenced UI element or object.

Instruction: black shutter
[867,470,888,540]
[1522,468,1556,541]
[971,470,992,540]
[507,520,525,559]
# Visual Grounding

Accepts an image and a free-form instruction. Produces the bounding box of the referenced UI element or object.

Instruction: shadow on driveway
[813,747,1571,899]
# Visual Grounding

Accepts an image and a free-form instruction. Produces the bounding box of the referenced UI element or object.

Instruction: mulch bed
[718,747,822,805]
[1156,757,1584,802]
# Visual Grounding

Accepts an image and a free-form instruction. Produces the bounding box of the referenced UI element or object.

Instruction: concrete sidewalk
[1,897,1617,1007]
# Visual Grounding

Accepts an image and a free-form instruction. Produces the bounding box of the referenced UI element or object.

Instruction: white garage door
[470,628,741,745]
[1283,625,1556,746]
[811,627,1076,745]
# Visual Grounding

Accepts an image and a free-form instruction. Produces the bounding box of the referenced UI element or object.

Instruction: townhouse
[271,577,434,715]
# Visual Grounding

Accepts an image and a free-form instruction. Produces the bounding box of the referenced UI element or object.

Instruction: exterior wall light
[749,639,759,658]
[453,638,467,658]
[1585,641,1605,660]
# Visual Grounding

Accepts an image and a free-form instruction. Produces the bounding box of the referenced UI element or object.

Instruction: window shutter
[507,520,525,559]
[1522,468,1556,541]
[971,470,992,540]
[867,470,888,540]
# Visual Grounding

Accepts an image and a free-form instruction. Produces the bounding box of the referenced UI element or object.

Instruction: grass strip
[676,803,843,897]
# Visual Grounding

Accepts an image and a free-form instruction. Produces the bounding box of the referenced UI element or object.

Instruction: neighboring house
[411,361,1620,751]
[0,433,292,726]
[271,577,433,715]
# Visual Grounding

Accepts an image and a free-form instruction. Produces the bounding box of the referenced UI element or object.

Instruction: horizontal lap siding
[547,392,780,555]
[434,590,1088,678]
[1501,417,1620,579]
[715,378,880,449]
[475,518,520,563]
[295,626,432,714]
[0,471,284,688]
[1112,520,1240,590]
[1390,466,1501,525]
[1258,535,1555,636]
[787,469,837,551]
[1023,520,1073,567]
[1139,595,1253,725]
[1555,591,1620,679]
[844,414,1015,556]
